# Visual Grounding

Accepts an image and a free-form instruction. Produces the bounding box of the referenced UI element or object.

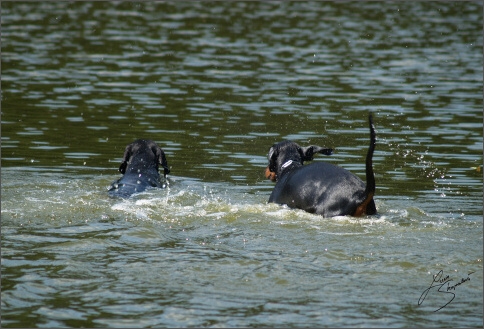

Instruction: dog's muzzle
[265,166,277,182]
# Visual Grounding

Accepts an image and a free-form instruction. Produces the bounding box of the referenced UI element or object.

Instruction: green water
[1,2,482,327]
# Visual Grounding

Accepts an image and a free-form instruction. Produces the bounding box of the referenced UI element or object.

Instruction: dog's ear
[267,146,278,172]
[265,146,278,181]
[153,146,170,177]
[119,161,128,174]
[118,144,133,174]
[299,146,333,162]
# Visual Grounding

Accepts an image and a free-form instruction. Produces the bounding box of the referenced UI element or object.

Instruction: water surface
[1,2,483,327]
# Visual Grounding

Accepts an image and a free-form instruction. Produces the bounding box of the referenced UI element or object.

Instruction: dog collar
[281,160,293,169]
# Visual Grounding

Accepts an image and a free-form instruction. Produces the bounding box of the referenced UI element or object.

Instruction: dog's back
[269,162,375,217]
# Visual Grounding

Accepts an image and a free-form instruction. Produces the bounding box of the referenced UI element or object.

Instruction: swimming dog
[265,113,376,217]
[108,139,170,198]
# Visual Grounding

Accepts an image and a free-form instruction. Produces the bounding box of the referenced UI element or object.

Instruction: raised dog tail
[353,113,376,216]
[365,113,376,196]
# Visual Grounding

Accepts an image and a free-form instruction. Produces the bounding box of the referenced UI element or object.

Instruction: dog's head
[118,139,170,177]
[265,140,332,182]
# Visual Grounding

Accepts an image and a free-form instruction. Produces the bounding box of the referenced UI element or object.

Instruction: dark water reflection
[1,1,483,328]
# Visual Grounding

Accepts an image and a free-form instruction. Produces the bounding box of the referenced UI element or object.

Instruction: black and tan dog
[265,113,376,217]
[108,139,170,198]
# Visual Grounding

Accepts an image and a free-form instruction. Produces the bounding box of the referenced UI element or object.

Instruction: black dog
[108,139,170,198]
[265,113,376,217]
